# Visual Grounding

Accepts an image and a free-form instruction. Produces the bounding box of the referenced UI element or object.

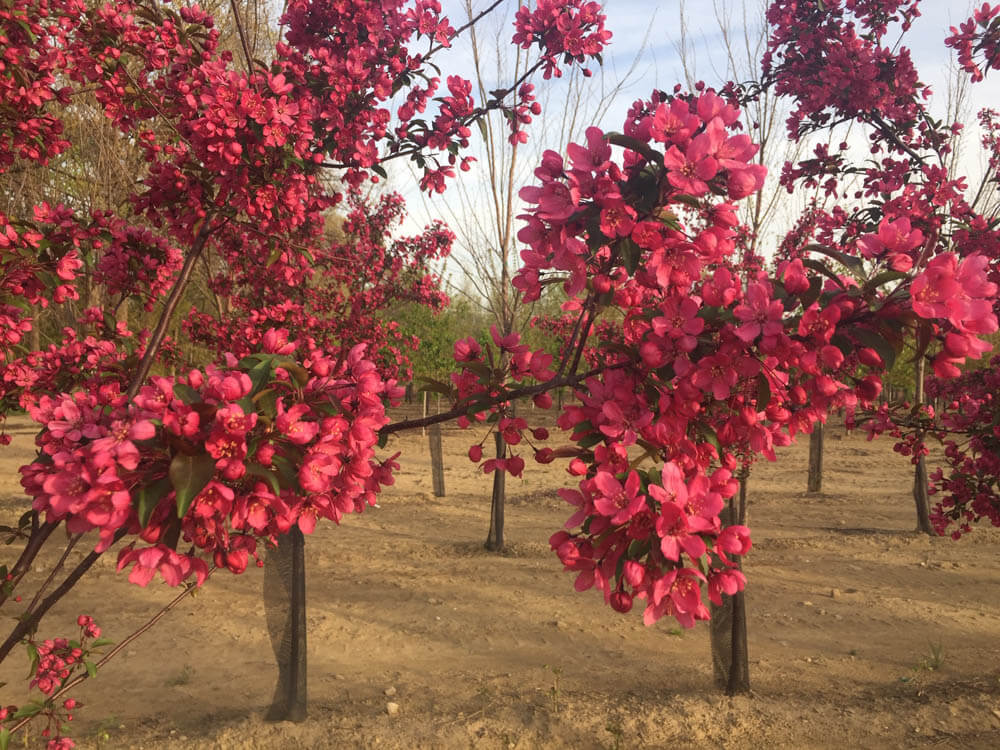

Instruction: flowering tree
[428,0,1000,693]
[2,0,1000,745]
[760,0,1000,538]
[918,6,1000,537]
[0,0,612,743]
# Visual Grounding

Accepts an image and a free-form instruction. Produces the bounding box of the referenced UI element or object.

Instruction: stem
[320,58,546,171]
[868,112,927,165]
[6,572,210,737]
[566,301,597,378]
[555,306,589,380]
[0,518,57,608]
[24,534,82,616]
[382,361,626,437]
[125,222,214,400]
[0,529,127,664]
[429,0,506,56]
[228,0,256,78]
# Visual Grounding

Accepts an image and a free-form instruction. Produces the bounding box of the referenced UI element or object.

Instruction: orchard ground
[1,408,999,749]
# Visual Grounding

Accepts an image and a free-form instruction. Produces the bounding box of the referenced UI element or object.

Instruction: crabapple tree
[1,2,999,748]
[0,0,611,743]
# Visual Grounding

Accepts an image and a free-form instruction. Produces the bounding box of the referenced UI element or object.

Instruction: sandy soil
[1,407,999,749]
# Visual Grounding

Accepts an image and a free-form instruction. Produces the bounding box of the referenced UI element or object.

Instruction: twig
[428,0,507,57]
[0,529,128,663]
[24,534,82,616]
[229,0,256,78]
[566,301,598,378]
[382,361,628,437]
[125,220,218,400]
[6,571,212,737]
[0,518,57,608]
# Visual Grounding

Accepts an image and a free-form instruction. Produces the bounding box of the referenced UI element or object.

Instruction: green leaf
[476,117,488,142]
[414,376,453,397]
[670,193,703,209]
[253,388,279,419]
[90,637,114,649]
[798,276,823,308]
[246,464,280,495]
[270,357,309,387]
[169,453,217,519]
[626,539,651,560]
[25,643,38,679]
[172,383,201,405]
[238,354,265,369]
[460,394,495,416]
[246,358,274,395]
[0,726,10,750]
[619,237,641,276]
[700,428,721,456]
[270,454,298,488]
[656,209,681,231]
[458,360,493,379]
[851,327,898,370]
[11,701,43,720]
[136,476,172,528]
[15,19,36,43]
[85,660,97,678]
[805,243,865,274]
[830,333,854,358]
[801,258,846,289]
[284,363,310,387]
[864,269,909,292]
[603,132,663,164]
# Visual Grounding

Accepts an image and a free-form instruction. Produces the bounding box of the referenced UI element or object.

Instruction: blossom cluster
[764,1,1000,544]
[946,3,1000,82]
[505,86,999,626]
[512,0,612,79]
[20,335,399,586]
[446,324,556,476]
[0,615,104,749]
[925,358,1000,536]
[764,0,924,142]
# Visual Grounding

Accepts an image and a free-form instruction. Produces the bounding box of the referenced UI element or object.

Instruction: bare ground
[1,409,999,749]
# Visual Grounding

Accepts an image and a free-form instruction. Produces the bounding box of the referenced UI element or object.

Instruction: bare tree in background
[410,0,647,551]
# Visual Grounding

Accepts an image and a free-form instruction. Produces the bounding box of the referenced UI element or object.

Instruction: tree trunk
[429,424,445,497]
[807,422,824,493]
[264,526,308,721]
[912,358,934,535]
[485,430,506,552]
[421,391,428,436]
[710,474,750,695]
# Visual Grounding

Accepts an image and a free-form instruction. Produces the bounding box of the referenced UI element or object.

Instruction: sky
[391,1,1000,287]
